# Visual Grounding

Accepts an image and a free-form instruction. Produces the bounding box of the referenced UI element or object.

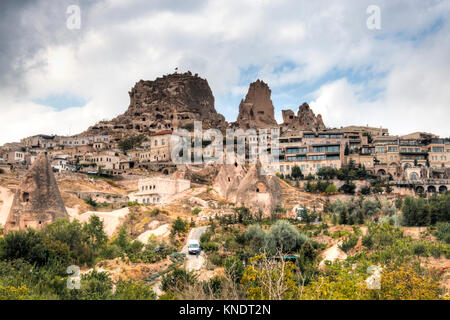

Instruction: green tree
[83,215,108,251]
[172,217,187,235]
[291,166,304,180]
[265,221,307,254]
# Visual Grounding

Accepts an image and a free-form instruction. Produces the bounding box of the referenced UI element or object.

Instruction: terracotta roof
[149,130,173,136]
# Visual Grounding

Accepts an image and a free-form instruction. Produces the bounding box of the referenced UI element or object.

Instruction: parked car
[188,240,201,255]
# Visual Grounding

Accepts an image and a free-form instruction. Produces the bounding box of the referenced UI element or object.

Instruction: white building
[131,176,191,204]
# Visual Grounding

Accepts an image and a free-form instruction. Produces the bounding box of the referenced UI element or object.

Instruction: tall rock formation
[281,102,325,133]
[235,80,278,130]
[4,152,68,232]
[213,159,282,216]
[85,72,227,135]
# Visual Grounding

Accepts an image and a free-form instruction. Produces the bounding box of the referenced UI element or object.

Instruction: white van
[188,240,201,255]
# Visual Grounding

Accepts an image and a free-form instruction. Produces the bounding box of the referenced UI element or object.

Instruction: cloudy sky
[0,0,449,144]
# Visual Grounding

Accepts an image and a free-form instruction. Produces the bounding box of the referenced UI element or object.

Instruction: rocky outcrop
[4,151,68,232]
[213,159,247,201]
[234,80,278,130]
[281,103,325,133]
[85,72,227,135]
[213,160,282,216]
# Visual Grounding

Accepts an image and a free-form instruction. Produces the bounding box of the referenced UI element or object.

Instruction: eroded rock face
[4,152,68,232]
[213,160,247,201]
[213,160,282,216]
[281,103,325,133]
[85,72,227,135]
[234,80,278,130]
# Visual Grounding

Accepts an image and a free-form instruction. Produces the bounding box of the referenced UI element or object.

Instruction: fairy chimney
[4,151,68,232]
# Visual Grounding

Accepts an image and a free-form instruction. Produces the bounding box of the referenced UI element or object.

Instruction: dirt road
[182,226,208,272]
[152,226,208,296]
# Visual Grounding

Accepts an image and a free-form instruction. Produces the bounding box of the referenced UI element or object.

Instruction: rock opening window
[21,192,30,202]
[255,182,268,193]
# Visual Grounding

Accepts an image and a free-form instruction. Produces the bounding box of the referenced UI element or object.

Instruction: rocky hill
[84,72,227,136]
[81,72,325,137]
[281,102,326,133]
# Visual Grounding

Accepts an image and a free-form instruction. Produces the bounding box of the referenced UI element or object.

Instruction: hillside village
[0,72,449,300]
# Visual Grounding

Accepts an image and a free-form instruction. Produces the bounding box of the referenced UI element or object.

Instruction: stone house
[131,176,190,204]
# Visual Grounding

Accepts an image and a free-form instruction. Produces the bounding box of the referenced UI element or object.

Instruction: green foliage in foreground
[0,216,170,299]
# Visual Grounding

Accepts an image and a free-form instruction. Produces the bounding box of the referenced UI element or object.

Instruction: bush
[360,186,371,195]
[362,235,373,249]
[435,222,450,244]
[412,242,427,257]
[401,196,429,226]
[201,242,219,252]
[223,255,244,282]
[191,208,202,215]
[200,231,213,245]
[172,217,187,235]
[244,224,266,252]
[0,229,48,267]
[339,182,356,194]
[208,252,223,266]
[325,184,338,194]
[68,271,113,300]
[114,280,156,300]
[265,220,306,254]
[338,234,358,252]
[161,267,197,292]
[362,199,380,217]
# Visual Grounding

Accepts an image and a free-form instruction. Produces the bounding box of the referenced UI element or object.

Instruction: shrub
[172,217,187,235]
[244,224,266,252]
[224,255,244,282]
[0,229,48,267]
[191,208,201,215]
[200,231,213,245]
[201,242,219,252]
[338,234,358,252]
[114,280,156,300]
[362,235,373,249]
[360,186,371,195]
[339,182,356,194]
[208,252,223,266]
[435,222,450,244]
[401,196,429,226]
[377,267,441,300]
[265,220,306,254]
[362,199,380,217]
[325,184,338,194]
[161,267,197,292]
[69,271,113,300]
[0,285,29,300]
[412,242,427,257]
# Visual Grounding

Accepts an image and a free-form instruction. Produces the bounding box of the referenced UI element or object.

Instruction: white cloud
[1,0,449,144]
